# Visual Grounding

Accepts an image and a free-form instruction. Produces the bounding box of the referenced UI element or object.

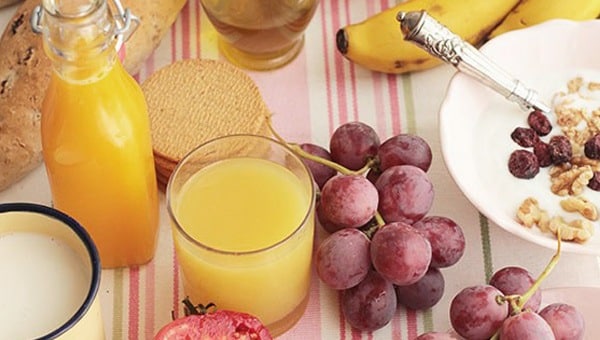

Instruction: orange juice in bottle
[36,0,159,268]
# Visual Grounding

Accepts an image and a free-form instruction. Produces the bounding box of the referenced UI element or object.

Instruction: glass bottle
[33,0,159,268]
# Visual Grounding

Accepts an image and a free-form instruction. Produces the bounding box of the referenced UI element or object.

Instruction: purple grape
[370,222,432,286]
[450,285,508,340]
[412,216,465,268]
[315,228,371,290]
[415,332,460,340]
[319,175,378,229]
[340,270,397,332]
[539,303,585,340]
[329,121,380,170]
[375,165,434,224]
[395,266,444,310]
[489,266,541,312]
[378,134,433,172]
[316,202,343,233]
[499,311,554,340]
[299,143,337,190]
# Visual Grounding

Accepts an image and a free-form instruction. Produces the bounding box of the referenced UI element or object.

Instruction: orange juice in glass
[0,203,104,339]
[167,134,316,336]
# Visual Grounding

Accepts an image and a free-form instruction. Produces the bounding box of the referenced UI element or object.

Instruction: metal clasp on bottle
[30,0,140,43]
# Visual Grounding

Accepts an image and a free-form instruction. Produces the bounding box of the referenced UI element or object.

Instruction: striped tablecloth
[1,1,600,339]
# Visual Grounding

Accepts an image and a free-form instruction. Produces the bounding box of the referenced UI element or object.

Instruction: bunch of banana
[488,0,600,38]
[337,0,600,74]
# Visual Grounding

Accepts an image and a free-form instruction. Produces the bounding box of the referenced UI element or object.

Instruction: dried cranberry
[533,142,552,167]
[584,133,600,160]
[548,135,572,165]
[589,172,600,191]
[508,150,540,179]
[527,109,552,136]
[510,127,540,147]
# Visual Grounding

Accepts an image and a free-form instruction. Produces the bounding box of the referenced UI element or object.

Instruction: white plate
[439,19,600,255]
[541,286,600,340]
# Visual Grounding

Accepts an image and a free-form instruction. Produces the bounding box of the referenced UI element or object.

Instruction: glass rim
[166,133,316,256]
[0,202,102,340]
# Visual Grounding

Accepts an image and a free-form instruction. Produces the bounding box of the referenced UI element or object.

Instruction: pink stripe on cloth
[170,19,178,62]
[343,0,359,123]
[331,0,349,124]
[144,261,156,339]
[372,72,388,137]
[180,1,191,59]
[387,74,402,136]
[195,1,202,58]
[391,313,403,340]
[336,291,346,339]
[320,1,336,136]
[172,251,180,319]
[128,267,140,339]
[406,309,418,339]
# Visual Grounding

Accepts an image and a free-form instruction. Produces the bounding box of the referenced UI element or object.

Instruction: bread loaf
[0,0,20,9]
[0,0,187,191]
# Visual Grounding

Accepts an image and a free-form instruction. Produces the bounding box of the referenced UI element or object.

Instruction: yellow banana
[489,0,600,39]
[336,0,520,74]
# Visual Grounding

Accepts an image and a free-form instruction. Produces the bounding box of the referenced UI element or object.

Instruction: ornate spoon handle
[396,10,551,114]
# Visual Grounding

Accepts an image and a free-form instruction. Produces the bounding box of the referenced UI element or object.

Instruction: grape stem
[511,227,561,313]
[266,116,387,230]
[490,227,563,339]
[267,116,374,176]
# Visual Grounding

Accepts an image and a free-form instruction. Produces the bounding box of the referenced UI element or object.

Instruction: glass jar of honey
[200,0,320,70]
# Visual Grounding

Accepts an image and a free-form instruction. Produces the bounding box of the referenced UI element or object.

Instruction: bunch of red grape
[298,121,466,332]
[435,265,584,340]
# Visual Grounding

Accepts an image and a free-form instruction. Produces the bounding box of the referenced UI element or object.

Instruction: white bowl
[439,19,600,255]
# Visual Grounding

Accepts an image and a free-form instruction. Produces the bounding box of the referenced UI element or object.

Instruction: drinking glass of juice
[167,134,316,336]
[0,203,104,339]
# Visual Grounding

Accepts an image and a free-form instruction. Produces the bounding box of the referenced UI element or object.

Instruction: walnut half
[516,197,549,227]
[560,196,598,221]
[541,216,595,243]
[549,164,594,196]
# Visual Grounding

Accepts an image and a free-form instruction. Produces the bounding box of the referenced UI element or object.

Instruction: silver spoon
[396,10,551,114]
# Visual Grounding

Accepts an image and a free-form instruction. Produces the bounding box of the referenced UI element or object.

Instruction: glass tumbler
[200,0,320,70]
[167,134,316,336]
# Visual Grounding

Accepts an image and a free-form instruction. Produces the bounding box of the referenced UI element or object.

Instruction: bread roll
[0,0,187,191]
